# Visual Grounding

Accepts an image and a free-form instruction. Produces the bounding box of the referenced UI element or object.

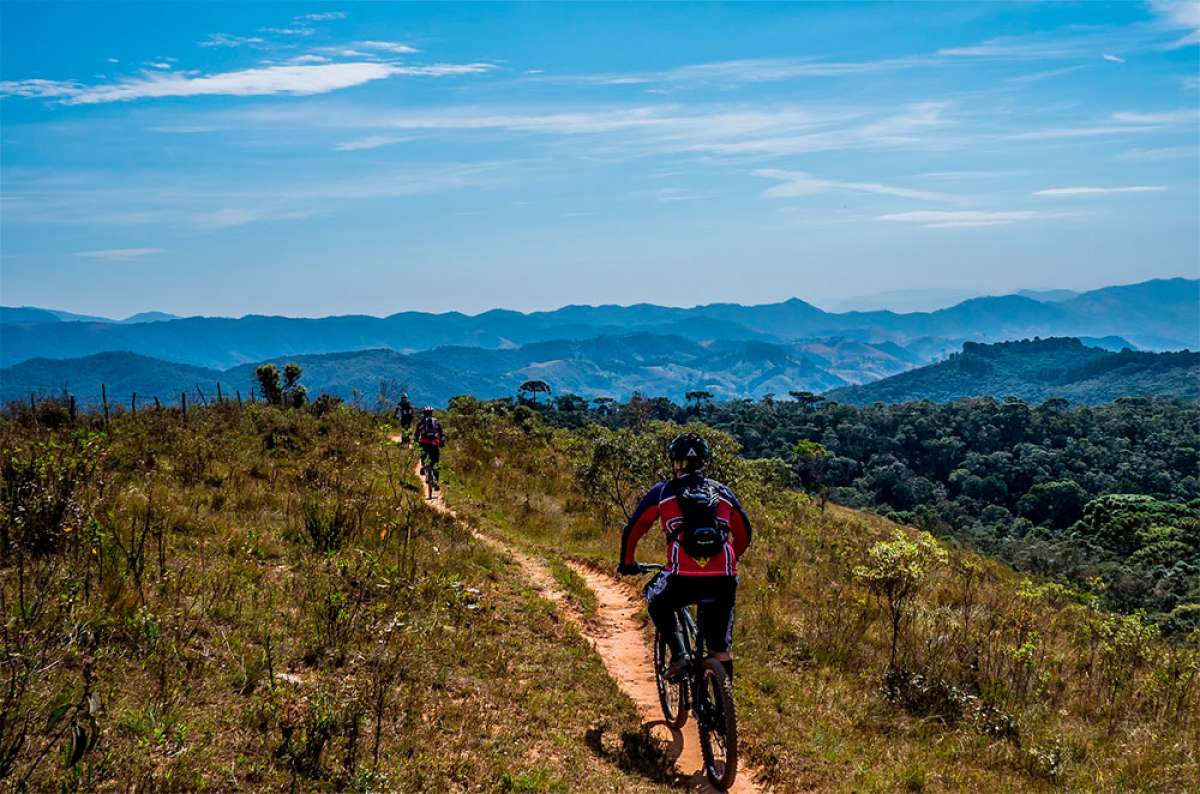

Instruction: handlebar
[634,562,664,574]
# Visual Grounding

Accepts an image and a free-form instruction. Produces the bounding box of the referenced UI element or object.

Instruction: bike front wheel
[653,629,687,728]
[696,657,738,790]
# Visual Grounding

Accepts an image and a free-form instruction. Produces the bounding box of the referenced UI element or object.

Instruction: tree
[685,390,713,417]
[854,530,947,669]
[518,380,551,406]
[791,438,829,507]
[254,362,307,408]
[789,391,824,411]
[255,364,283,406]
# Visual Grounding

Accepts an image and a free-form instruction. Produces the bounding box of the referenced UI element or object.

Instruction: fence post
[216,382,223,404]
[236,389,242,407]
[69,395,77,424]
[154,396,161,411]
[131,393,137,416]
[101,383,110,429]
[181,392,188,422]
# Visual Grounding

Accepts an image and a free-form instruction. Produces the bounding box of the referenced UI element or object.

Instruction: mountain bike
[418,448,439,500]
[636,562,738,791]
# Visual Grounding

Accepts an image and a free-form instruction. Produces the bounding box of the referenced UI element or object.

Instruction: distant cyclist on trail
[395,393,415,444]
[617,433,752,682]
[416,406,445,491]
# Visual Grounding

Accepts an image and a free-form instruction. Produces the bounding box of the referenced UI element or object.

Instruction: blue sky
[2,1,1197,318]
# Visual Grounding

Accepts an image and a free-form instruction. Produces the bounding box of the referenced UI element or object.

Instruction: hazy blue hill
[826,338,1200,405]
[2,278,1195,371]
[0,307,64,324]
[0,352,223,406]
[1017,288,1079,302]
[122,312,181,324]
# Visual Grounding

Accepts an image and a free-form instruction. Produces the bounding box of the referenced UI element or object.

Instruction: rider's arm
[723,486,752,557]
[619,483,663,566]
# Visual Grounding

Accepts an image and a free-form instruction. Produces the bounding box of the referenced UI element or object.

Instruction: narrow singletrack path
[395,444,764,792]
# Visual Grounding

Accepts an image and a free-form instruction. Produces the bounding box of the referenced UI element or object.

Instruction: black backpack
[671,479,726,560]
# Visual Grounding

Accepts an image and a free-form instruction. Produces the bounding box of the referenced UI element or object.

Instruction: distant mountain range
[3,335,1190,410]
[826,338,1200,405]
[1,279,1195,373]
[0,306,182,325]
[0,334,933,407]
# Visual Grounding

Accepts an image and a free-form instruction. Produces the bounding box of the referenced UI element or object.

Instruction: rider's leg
[645,573,687,663]
[698,576,738,681]
[428,445,441,488]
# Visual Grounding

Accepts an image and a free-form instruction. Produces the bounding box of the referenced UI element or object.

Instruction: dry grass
[0,403,671,791]
[445,404,1200,792]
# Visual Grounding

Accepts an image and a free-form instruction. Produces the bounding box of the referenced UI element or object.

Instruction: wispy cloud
[1149,0,1200,48]
[295,11,347,23]
[1102,53,1126,63]
[1111,109,1198,124]
[1034,185,1166,196]
[191,208,317,229]
[880,210,1073,228]
[354,40,419,55]
[259,26,314,36]
[75,247,165,259]
[1005,65,1088,84]
[1118,145,1197,161]
[199,33,266,49]
[333,135,408,151]
[754,169,951,201]
[0,62,496,105]
[559,56,932,88]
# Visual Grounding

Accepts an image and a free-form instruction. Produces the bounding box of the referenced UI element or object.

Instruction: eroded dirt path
[401,444,762,791]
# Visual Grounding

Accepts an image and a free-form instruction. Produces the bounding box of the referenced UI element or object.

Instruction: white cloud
[880,210,1072,228]
[565,56,931,88]
[355,40,419,54]
[1149,0,1200,48]
[147,62,172,70]
[288,54,332,65]
[1111,109,1198,124]
[295,11,347,22]
[1,62,496,105]
[106,58,120,64]
[199,33,266,48]
[333,135,407,151]
[1118,145,1197,160]
[753,169,950,201]
[260,26,315,36]
[1102,53,1126,63]
[75,247,165,259]
[191,208,317,228]
[1033,185,1166,196]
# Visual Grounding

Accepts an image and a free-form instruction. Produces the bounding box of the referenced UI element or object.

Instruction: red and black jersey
[417,416,445,446]
[619,473,752,577]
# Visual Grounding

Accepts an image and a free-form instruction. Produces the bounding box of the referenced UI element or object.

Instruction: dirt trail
[401,444,762,791]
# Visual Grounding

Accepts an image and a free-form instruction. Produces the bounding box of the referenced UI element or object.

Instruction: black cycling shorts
[644,572,737,653]
[419,443,440,466]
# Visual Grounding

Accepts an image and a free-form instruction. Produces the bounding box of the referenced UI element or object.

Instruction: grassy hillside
[441,401,1199,790]
[0,402,669,791]
[826,338,1200,405]
[3,398,1197,791]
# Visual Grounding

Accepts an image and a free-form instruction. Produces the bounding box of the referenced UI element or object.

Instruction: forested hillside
[3,396,1196,790]
[828,338,1199,405]
[530,392,1200,631]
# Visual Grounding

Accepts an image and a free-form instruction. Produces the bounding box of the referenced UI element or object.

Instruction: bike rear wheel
[696,657,738,791]
[653,628,687,728]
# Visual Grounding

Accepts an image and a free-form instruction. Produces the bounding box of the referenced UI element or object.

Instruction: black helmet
[668,432,709,467]
[423,406,434,416]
